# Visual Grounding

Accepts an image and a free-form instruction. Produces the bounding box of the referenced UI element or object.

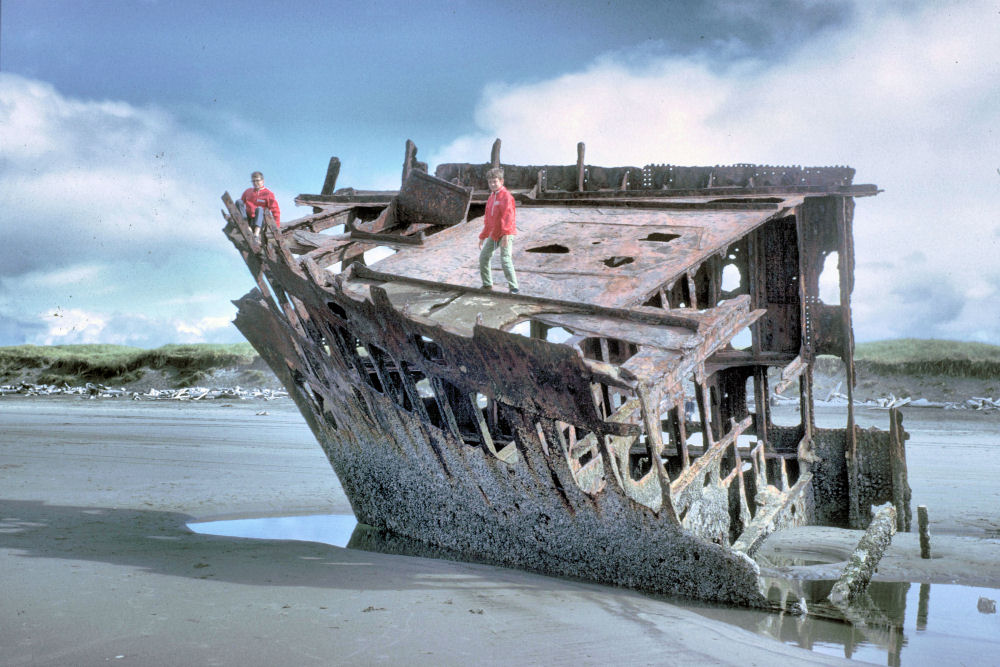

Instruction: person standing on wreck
[478,167,519,293]
[236,171,281,237]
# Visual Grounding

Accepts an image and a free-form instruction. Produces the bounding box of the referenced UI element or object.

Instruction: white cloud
[0,73,244,278]
[35,307,243,347]
[25,264,106,288]
[40,308,108,344]
[431,0,1000,343]
[0,74,273,346]
[174,315,237,340]
[1,255,252,347]
[432,58,734,167]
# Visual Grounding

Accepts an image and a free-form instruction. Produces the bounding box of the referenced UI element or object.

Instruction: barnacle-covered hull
[222,142,910,605]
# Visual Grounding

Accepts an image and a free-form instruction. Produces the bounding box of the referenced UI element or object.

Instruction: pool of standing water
[189,513,1000,666]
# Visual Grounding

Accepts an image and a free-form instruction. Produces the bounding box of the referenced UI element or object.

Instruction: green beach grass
[0,343,260,387]
[1,339,998,389]
[854,339,1000,379]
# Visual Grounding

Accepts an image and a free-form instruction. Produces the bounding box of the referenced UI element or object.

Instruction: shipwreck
[221,140,911,606]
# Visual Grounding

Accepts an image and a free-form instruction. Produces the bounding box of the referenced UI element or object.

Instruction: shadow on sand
[0,499,540,594]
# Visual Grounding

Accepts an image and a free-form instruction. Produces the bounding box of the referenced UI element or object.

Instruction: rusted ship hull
[222,142,910,605]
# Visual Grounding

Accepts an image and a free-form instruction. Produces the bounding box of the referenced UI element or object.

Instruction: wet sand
[2,397,998,665]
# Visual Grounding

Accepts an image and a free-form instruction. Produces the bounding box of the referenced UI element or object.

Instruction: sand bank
[2,397,997,665]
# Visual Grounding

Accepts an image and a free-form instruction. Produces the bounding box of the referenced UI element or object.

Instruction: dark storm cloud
[697,0,857,55]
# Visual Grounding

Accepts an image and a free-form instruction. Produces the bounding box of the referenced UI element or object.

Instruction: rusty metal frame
[221,139,910,606]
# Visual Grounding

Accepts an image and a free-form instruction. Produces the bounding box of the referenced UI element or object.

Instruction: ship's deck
[366,196,803,309]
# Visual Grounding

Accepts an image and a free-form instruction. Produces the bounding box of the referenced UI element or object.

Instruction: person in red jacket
[236,171,280,236]
[478,167,519,293]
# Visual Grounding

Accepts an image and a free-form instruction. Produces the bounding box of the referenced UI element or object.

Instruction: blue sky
[1,0,998,347]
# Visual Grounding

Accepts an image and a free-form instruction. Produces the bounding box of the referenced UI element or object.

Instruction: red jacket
[479,187,516,241]
[241,186,281,226]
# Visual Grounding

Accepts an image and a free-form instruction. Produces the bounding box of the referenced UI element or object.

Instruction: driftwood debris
[0,382,286,401]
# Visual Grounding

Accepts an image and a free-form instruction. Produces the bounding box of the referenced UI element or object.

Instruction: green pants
[479,236,518,290]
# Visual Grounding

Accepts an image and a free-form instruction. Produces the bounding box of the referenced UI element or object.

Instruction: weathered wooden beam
[670,415,752,497]
[490,138,501,168]
[917,505,931,559]
[636,384,680,522]
[350,229,426,246]
[828,502,897,605]
[773,355,806,395]
[321,157,341,195]
[731,472,811,556]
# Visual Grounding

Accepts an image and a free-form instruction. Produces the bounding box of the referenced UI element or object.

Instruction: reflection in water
[189,514,1000,666]
[704,577,1000,666]
[917,582,929,631]
[759,579,910,665]
[188,513,358,547]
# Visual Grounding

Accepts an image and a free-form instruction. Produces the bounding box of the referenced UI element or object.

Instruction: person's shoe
[481,285,493,290]
[509,287,519,294]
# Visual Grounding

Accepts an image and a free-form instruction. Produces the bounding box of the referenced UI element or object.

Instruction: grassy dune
[0,343,264,388]
[1,339,998,394]
[854,339,1000,379]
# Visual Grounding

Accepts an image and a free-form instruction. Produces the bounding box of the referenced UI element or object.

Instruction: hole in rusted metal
[507,320,532,337]
[642,292,662,308]
[526,244,570,254]
[745,375,758,417]
[369,346,410,410]
[629,448,652,481]
[419,380,448,431]
[642,232,680,243]
[507,319,575,343]
[414,335,445,364]
[603,256,634,268]
[355,343,384,393]
[786,459,801,487]
[579,337,638,364]
[453,390,488,446]
[730,327,752,351]
[362,246,396,265]
[819,251,840,304]
[493,401,518,444]
[545,326,574,343]
[721,263,742,293]
[685,422,704,450]
[351,386,371,419]
[328,301,348,319]
[771,375,802,427]
[321,223,346,236]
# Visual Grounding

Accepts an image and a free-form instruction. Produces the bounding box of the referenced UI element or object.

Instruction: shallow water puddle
[189,514,1000,665]
[746,579,1000,665]
[188,513,358,547]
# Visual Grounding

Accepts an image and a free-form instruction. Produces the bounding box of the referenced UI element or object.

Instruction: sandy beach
[2,397,998,666]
